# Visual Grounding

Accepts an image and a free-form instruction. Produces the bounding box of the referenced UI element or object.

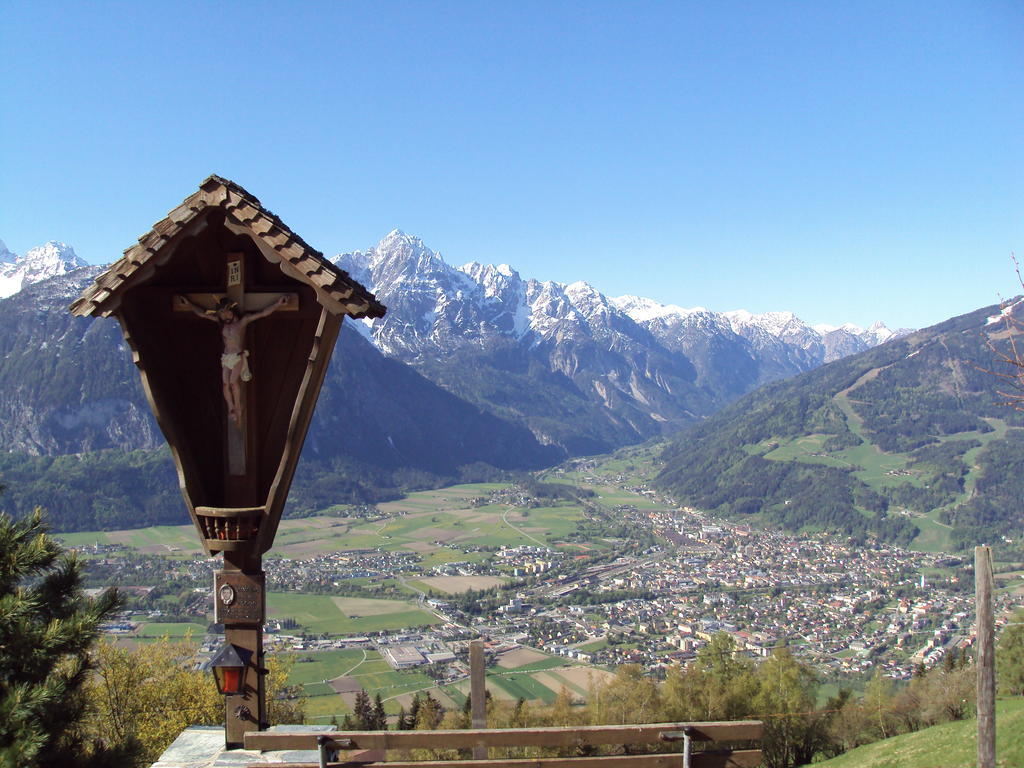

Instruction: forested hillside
[658,302,1024,551]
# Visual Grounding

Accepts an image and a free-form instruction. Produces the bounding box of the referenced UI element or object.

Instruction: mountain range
[334,230,907,452]
[0,231,907,530]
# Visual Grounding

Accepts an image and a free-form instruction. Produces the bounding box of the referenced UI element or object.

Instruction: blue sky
[2,1,1021,329]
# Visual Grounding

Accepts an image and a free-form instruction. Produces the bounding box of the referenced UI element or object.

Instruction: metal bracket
[660,727,695,768]
[317,734,352,767]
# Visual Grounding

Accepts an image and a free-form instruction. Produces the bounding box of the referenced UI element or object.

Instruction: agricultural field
[417,575,507,594]
[58,524,203,556]
[305,498,585,564]
[60,481,591,566]
[133,621,209,639]
[267,593,437,635]
[282,648,437,720]
[553,443,666,486]
[283,644,614,724]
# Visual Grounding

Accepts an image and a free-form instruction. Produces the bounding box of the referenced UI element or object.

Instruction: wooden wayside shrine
[70,175,385,747]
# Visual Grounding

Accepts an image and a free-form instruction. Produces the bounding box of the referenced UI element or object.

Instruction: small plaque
[215,571,264,624]
[227,260,242,287]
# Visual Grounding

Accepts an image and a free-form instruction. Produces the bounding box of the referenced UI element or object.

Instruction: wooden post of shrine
[217,252,270,746]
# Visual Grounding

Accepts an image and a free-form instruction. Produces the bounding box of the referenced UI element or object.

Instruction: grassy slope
[807,698,1024,768]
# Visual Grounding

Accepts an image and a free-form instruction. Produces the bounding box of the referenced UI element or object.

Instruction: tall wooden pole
[470,639,487,760]
[219,251,266,749]
[218,549,265,749]
[975,545,995,768]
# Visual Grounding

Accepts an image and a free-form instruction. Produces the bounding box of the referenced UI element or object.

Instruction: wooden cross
[173,252,297,476]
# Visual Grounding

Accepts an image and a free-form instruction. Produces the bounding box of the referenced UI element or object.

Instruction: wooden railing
[242,720,764,767]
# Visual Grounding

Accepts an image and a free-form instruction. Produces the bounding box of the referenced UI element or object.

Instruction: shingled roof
[70,174,385,319]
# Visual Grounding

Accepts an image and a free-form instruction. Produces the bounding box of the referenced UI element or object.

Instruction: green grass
[489,673,558,704]
[355,668,434,699]
[909,513,954,553]
[807,698,1024,768]
[509,656,575,673]
[284,649,372,686]
[442,684,468,708]
[283,648,439,722]
[815,681,844,707]
[763,434,844,465]
[57,524,203,555]
[133,622,208,639]
[58,480,591,568]
[266,593,436,635]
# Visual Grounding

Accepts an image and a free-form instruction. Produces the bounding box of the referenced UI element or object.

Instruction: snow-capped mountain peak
[611,294,707,322]
[862,320,897,345]
[0,239,16,264]
[0,240,88,299]
[724,309,804,338]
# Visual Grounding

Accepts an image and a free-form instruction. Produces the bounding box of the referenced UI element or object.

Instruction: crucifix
[174,252,298,476]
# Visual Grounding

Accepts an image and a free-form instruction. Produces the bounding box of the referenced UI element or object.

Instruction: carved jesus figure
[179,295,288,425]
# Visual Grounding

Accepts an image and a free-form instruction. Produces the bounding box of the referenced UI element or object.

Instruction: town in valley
[67,448,1022,722]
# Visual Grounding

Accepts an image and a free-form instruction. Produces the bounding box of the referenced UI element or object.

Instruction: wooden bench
[243,720,763,767]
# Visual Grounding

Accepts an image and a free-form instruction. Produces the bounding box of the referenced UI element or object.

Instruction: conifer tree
[414,692,443,730]
[372,693,386,730]
[407,692,421,729]
[0,509,131,768]
[352,689,372,730]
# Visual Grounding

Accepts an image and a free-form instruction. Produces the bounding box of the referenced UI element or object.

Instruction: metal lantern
[209,643,252,696]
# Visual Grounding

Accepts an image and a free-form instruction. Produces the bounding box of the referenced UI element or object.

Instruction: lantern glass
[209,643,249,695]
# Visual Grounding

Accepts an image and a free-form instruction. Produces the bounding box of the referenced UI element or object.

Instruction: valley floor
[67,445,1024,722]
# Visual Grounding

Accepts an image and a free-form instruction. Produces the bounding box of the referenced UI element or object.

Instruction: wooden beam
[257,308,342,553]
[245,751,764,768]
[470,639,487,759]
[244,722,764,752]
[172,292,299,313]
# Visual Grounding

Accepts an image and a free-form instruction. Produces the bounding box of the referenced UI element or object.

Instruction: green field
[508,656,577,673]
[576,637,610,653]
[489,672,558,704]
[132,621,208,640]
[807,698,1024,768]
[267,593,436,635]
[281,648,442,721]
[545,443,666,492]
[58,524,203,555]
[59,481,591,566]
[285,649,370,686]
[908,513,954,553]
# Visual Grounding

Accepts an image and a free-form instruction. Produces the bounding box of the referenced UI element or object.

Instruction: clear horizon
[2,1,1021,330]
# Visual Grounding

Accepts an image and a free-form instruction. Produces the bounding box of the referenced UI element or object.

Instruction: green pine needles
[0,509,132,768]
